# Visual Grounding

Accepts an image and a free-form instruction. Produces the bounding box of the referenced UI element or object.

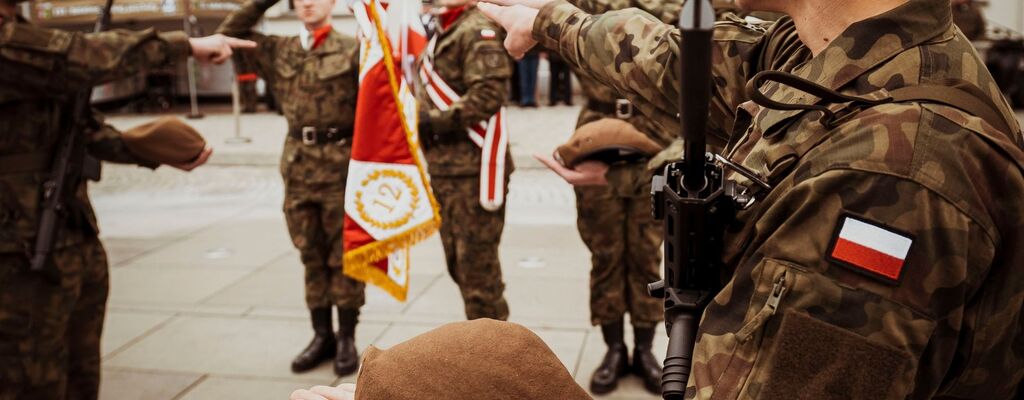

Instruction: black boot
[291,307,336,372]
[590,319,630,395]
[632,326,663,394]
[334,307,360,376]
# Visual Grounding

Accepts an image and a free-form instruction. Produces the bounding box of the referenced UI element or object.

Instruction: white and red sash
[418,36,509,211]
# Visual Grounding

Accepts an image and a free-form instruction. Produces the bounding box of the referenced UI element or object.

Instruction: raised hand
[477,3,540,59]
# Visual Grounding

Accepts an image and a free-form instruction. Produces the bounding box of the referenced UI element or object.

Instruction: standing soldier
[485,0,1024,398]
[534,0,681,395]
[416,0,514,321]
[0,1,249,398]
[217,0,363,376]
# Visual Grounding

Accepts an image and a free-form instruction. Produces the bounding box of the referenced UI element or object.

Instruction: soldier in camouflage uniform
[550,0,680,394]
[218,0,363,376]
[415,0,514,321]
[484,0,1024,397]
[0,3,245,398]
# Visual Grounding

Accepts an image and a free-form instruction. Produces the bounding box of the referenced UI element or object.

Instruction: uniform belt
[586,99,634,119]
[288,126,353,145]
[0,152,51,175]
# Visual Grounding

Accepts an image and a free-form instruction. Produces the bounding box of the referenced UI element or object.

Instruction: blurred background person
[547,51,572,106]
[516,47,540,107]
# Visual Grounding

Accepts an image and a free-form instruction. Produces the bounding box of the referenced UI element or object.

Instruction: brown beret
[122,117,206,165]
[555,118,662,168]
[355,319,591,400]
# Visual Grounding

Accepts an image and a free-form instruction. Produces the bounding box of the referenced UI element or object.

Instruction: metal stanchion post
[184,8,204,119]
[226,78,252,144]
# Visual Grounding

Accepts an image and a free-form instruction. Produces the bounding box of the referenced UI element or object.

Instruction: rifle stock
[29,0,115,274]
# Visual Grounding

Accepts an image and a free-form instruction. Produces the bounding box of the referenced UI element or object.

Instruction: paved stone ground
[93,104,666,400]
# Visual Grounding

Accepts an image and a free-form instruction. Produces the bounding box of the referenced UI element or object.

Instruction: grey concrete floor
[93,104,665,400]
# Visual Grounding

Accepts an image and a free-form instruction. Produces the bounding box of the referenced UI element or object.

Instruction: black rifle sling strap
[748,71,1020,140]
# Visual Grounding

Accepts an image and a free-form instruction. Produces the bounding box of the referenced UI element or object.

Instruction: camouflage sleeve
[85,113,159,168]
[0,23,189,93]
[694,169,990,398]
[564,0,628,14]
[532,1,766,147]
[216,0,282,78]
[426,35,512,133]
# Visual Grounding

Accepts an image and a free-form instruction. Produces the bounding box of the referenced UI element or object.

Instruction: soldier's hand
[168,145,213,172]
[478,3,539,59]
[290,384,356,400]
[189,34,257,64]
[534,153,608,186]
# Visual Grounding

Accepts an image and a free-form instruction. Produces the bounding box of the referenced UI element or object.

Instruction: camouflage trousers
[284,181,365,310]
[0,238,108,400]
[575,166,664,328]
[431,175,510,321]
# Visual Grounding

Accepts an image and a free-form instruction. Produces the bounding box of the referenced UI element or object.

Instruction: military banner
[343,0,439,301]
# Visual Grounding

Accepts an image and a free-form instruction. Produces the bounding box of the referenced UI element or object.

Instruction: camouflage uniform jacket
[568,0,680,147]
[218,1,359,184]
[0,16,187,254]
[535,0,1024,398]
[415,6,514,177]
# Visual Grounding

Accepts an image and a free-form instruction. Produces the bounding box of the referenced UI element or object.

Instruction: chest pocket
[706,258,928,400]
[274,56,298,81]
[317,54,352,81]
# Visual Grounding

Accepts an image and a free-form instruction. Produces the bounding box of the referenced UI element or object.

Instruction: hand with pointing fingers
[188,34,257,64]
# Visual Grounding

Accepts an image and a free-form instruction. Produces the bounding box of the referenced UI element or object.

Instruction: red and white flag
[419,36,509,210]
[343,0,440,301]
[828,216,913,283]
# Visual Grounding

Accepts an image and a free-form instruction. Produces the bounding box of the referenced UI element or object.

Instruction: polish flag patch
[827,215,914,284]
[480,29,496,39]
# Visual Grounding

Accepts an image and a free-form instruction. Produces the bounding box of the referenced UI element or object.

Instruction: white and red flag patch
[828,215,913,284]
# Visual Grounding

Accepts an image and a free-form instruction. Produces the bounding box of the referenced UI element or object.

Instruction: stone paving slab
[104,315,391,381]
[177,376,328,400]
[99,369,202,400]
[109,267,255,306]
[101,311,174,359]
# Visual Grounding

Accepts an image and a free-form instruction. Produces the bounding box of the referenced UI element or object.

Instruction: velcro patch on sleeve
[826,214,914,285]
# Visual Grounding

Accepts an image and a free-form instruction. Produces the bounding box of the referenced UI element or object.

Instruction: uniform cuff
[159,31,191,66]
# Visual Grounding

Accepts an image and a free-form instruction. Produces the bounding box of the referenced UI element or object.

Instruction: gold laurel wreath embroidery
[354,169,420,230]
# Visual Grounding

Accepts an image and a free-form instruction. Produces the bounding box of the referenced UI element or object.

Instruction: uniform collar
[757,0,953,129]
[437,4,475,37]
[300,24,334,51]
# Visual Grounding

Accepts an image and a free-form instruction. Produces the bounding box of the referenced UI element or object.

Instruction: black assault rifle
[648,1,769,398]
[29,0,114,274]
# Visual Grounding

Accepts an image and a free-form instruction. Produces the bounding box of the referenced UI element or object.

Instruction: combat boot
[590,318,629,394]
[334,307,360,376]
[632,326,663,394]
[291,307,336,372]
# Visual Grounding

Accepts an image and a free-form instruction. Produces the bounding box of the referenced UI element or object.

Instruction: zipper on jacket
[736,274,788,343]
